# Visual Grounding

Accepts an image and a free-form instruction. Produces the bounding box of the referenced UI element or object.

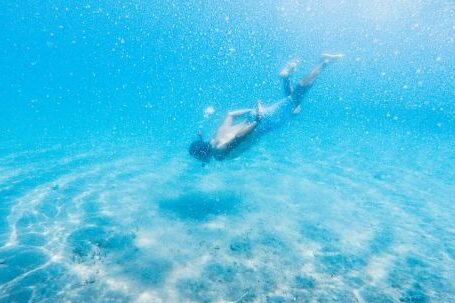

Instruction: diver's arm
[235,121,257,138]
[222,108,254,127]
[227,109,252,117]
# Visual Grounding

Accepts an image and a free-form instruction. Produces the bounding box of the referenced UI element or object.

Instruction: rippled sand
[0,131,454,302]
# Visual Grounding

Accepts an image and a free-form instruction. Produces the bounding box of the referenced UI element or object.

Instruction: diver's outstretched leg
[291,53,343,113]
[279,58,300,97]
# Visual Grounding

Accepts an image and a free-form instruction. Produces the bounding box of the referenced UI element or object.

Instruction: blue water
[1,1,455,302]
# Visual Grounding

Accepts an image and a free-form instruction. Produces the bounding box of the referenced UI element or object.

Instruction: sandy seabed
[0,131,454,303]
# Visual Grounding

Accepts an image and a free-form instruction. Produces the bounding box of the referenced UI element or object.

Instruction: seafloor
[1,125,454,302]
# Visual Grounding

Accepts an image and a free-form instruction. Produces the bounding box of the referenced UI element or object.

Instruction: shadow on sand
[158,191,242,221]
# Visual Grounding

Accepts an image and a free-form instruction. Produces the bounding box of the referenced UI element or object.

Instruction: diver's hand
[255,100,264,121]
[321,53,345,64]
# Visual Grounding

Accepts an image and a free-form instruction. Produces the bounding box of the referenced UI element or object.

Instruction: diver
[189,53,344,162]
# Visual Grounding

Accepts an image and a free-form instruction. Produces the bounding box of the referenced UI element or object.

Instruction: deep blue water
[1,1,454,302]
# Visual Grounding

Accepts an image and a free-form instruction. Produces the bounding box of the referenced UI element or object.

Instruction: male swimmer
[189,53,344,162]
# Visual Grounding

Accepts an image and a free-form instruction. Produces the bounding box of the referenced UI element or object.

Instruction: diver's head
[189,140,212,163]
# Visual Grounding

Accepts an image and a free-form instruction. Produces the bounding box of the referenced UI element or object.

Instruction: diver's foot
[321,53,344,64]
[279,58,300,78]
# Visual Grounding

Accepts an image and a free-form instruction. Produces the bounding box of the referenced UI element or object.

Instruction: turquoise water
[1,1,455,302]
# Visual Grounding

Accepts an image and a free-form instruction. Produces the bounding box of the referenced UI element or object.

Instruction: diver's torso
[249,97,294,134]
[213,98,294,161]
